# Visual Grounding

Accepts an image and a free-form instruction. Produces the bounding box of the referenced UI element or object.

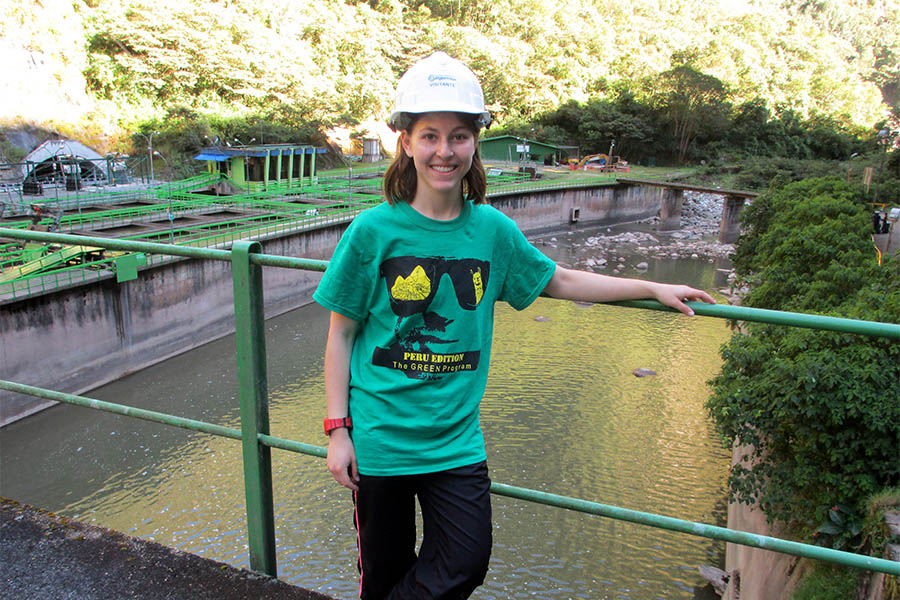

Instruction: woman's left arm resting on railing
[542,265,716,316]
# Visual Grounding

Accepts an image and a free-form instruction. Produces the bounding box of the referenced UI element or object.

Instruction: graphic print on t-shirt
[372,255,490,379]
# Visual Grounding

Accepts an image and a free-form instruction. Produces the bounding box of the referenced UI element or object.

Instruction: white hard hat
[388,52,492,131]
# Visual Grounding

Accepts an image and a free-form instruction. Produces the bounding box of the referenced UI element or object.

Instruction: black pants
[353,461,492,600]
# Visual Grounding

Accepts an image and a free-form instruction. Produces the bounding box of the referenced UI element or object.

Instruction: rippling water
[0,225,733,599]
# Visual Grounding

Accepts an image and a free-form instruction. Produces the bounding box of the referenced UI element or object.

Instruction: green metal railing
[0,203,380,300]
[1,195,378,237]
[1,230,899,584]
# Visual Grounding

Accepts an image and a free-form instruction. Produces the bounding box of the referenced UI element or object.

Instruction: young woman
[313,52,715,600]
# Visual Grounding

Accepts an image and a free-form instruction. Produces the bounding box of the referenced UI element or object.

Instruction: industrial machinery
[568,153,629,172]
[568,141,629,172]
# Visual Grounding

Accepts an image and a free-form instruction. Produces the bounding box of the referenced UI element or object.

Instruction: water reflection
[0,225,732,599]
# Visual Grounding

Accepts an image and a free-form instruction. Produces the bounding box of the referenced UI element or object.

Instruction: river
[0,223,734,600]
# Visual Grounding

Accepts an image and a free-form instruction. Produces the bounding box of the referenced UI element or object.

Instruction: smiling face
[400,112,477,206]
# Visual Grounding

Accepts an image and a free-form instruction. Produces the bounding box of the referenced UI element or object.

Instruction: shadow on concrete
[0,497,334,600]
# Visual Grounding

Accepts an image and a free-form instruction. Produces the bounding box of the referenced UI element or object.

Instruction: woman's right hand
[327,428,359,491]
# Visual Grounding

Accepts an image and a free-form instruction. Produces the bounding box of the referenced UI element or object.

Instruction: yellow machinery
[568,141,630,172]
[568,153,629,172]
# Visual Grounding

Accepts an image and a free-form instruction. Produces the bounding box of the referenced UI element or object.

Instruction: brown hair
[382,113,487,205]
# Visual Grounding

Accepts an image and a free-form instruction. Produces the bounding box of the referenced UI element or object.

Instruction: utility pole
[137,131,159,183]
[872,129,887,206]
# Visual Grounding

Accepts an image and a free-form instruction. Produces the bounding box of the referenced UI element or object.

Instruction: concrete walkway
[0,497,335,600]
[874,219,900,258]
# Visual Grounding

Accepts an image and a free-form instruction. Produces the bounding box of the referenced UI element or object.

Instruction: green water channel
[0,225,734,599]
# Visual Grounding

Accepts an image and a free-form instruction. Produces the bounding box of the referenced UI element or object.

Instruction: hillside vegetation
[706,177,899,597]
[1,0,897,158]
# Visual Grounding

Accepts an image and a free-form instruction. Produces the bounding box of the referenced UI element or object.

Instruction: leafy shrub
[707,176,900,534]
[814,504,863,550]
[732,157,842,191]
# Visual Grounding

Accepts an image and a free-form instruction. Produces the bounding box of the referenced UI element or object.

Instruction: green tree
[535,96,656,158]
[707,176,900,535]
[646,65,731,163]
[727,98,790,157]
[739,179,874,310]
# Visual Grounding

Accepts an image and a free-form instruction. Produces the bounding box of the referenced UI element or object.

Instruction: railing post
[231,240,277,577]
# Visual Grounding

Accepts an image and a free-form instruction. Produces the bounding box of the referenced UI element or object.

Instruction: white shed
[21,139,107,183]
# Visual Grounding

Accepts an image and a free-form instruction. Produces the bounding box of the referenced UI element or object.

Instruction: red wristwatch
[323,417,353,436]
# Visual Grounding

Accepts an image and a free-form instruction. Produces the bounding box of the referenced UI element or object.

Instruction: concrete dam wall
[1,183,664,425]
[490,183,666,234]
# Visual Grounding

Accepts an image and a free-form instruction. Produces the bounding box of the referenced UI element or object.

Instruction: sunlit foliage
[1,0,895,148]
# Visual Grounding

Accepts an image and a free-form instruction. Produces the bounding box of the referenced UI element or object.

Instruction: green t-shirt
[313,200,556,475]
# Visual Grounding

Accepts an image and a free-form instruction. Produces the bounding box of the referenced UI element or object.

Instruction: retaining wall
[489,183,664,233]
[1,183,664,425]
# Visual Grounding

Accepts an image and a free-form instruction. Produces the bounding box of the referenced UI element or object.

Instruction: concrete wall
[489,184,664,234]
[722,445,807,600]
[1,227,342,426]
[1,182,664,426]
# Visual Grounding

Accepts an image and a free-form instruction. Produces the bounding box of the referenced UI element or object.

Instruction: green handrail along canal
[1,228,898,583]
[0,202,376,299]
[0,170,391,295]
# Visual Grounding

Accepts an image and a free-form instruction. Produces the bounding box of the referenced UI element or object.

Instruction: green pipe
[0,228,232,261]
[257,433,327,459]
[247,253,328,272]
[3,377,899,576]
[0,228,330,272]
[489,482,900,576]
[2,229,897,339]
[0,380,241,440]
[611,299,900,340]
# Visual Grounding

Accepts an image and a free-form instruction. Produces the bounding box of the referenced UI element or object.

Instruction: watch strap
[323,416,353,436]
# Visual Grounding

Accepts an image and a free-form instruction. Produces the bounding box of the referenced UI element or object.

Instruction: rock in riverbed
[632,368,657,377]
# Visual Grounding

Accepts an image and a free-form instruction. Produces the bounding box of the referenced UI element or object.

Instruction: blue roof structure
[193,144,326,162]
[193,152,229,161]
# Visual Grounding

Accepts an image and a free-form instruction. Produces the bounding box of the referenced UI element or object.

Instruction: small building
[478,135,562,165]
[19,140,124,191]
[193,143,327,192]
[362,138,382,163]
